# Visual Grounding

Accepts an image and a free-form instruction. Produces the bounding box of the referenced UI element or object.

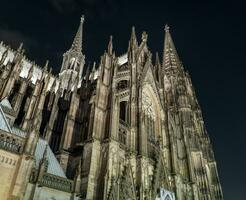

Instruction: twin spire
[69,15,181,74]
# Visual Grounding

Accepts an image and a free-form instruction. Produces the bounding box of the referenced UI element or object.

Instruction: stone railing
[39,173,73,193]
[0,130,25,154]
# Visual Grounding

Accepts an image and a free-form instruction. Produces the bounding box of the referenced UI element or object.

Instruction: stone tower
[0,16,223,200]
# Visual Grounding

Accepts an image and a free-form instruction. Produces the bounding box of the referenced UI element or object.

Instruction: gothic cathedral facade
[0,16,223,200]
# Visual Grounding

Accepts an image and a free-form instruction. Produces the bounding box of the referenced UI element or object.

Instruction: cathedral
[0,15,223,200]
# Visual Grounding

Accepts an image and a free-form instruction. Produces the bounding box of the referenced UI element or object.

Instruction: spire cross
[165,24,170,32]
[81,15,85,23]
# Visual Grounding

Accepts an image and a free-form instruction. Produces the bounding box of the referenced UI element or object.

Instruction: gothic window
[119,101,129,145]
[69,57,79,70]
[142,92,156,139]
[119,101,129,123]
[142,91,158,159]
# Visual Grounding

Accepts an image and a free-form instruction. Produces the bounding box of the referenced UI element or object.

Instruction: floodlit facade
[0,16,223,200]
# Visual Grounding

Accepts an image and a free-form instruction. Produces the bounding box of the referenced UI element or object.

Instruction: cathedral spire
[162,24,182,71]
[70,15,84,53]
[59,15,85,91]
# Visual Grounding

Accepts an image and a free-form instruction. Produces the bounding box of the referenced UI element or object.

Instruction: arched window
[142,90,158,160]
[119,101,129,145]
[119,101,129,124]
[119,101,127,122]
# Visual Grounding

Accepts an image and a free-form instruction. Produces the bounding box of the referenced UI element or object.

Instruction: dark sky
[0,0,245,199]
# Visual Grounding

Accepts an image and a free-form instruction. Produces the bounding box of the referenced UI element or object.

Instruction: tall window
[119,101,129,145]
[142,91,157,159]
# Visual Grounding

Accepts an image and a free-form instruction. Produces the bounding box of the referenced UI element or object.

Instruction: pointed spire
[17,42,23,53]
[141,31,148,42]
[155,52,161,67]
[71,15,84,52]
[44,60,49,72]
[85,63,90,82]
[107,35,113,55]
[92,62,96,72]
[155,52,163,84]
[162,24,182,70]
[129,26,138,48]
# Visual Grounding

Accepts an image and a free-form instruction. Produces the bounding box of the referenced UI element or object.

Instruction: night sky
[0,0,245,199]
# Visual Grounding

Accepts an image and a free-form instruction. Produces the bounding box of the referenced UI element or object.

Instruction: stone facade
[0,16,223,200]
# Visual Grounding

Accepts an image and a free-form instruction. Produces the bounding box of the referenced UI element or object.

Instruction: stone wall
[24,184,76,200]
[0,149,19,200]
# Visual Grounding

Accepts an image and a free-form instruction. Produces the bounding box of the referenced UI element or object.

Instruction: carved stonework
[0,17,223,200]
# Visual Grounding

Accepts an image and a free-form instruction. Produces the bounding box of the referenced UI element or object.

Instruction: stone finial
[165,24,170,32]
[44,60,49,72]
[108,35,113,55]
[141,31,148,42]
[17,42,23,52]
[81,15,85,23]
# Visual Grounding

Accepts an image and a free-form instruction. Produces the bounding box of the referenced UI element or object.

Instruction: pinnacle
[44,60,49,72]
[130,26,137,46]
[141,31,148,42]
[108,35,113,54]
[155,52,161,66]
[17,42,23,52]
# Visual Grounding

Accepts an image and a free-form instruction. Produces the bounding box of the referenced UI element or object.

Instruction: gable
[140,64,164,113]
[35,139,67,178]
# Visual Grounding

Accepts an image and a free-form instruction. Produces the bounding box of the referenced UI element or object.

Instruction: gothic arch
[142,84,162,139]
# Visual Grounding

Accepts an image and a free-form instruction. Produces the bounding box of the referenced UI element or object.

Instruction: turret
[59,15,85,92]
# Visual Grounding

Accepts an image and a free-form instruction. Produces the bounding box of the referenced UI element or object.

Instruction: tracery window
[142,91,157,159]
[142,91,156,139]
[119,100,129,145]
